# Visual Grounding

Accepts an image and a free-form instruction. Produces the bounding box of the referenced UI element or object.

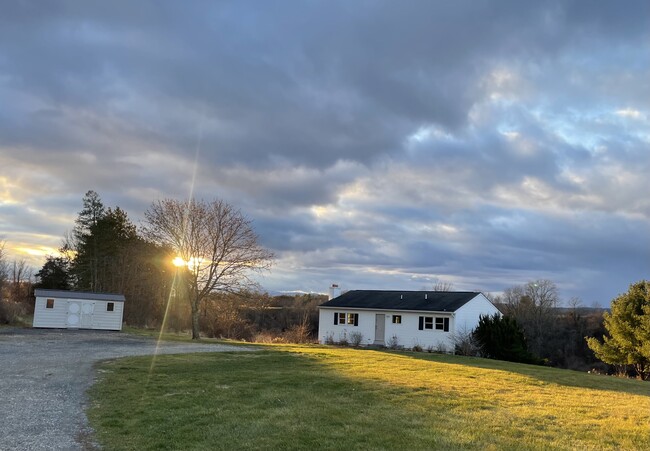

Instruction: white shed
[318,290,500,351]
[33,289,125,331]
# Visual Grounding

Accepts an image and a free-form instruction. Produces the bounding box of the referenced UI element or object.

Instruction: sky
[1,1,649,305]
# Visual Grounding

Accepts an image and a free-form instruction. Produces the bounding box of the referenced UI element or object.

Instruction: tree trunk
[191,297,201,340]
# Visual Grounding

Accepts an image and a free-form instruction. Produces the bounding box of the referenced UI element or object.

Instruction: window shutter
[354,314,359,326]
[418,316,424,330]
[334,312,338,325]
[444,318,449,332]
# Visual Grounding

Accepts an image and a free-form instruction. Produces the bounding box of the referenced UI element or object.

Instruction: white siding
[385,312,455,351]
[453,294,501,335]
[32,296,68,328]
[318,309,376,346]
[32,296,124,330]
[91,301,124,330]
[318,308,455,351]
[318,294,499,351]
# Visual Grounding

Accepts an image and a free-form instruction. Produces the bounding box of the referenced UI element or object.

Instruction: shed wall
[33,296,68,328]
[32,296,124,330]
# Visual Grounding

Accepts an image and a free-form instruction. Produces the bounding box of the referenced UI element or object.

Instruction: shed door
[67,302,81,328]
[80,302,94,328]
[374,314,386,344]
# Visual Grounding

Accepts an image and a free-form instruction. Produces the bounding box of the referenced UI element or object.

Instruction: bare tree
[143,198,274,339]
[10,259,32,304]
[502,279,559,357]
[431,280,454,291]
[0,241,8,298]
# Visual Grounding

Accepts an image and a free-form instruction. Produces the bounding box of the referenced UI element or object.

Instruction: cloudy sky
[1,1,648,305]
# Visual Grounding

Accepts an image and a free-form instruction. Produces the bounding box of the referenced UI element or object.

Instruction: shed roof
[319,290,481,312]
[34,289,126,302]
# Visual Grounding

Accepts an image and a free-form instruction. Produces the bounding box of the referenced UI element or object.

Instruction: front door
[80,302,94,328]
[67,302,81,328]
[374,314,386,344]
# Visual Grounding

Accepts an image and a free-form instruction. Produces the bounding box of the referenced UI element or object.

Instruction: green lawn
[88,345,650,450]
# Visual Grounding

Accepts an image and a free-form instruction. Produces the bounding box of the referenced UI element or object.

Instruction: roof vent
[400,294,403,300]
[425,293,428,300]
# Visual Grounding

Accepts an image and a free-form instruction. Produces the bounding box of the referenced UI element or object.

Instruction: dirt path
[0,328,253,451]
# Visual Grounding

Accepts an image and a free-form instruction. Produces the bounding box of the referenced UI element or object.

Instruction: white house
[33,289,125,331]
[318,290,500,350]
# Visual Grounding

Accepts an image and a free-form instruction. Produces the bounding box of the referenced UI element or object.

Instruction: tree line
[1,191,287,339]
[2,191,647,378]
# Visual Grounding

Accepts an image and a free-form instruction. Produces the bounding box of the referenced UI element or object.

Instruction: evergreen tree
[473,313,540,364]
[71,190,106,291]
[586,281,650,380]
[35,256,71,290]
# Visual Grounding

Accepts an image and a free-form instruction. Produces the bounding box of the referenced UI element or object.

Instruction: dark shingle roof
[320,290,481,312]
[34,289,126,302]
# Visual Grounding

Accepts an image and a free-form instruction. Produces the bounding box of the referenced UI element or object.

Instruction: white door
[67,302,81,328]
[374,314,386,344]
[80,302,94,328]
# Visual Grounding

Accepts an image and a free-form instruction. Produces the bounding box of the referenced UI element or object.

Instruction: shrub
[387,334,400,349]
[324,332,335,345]
[283,322,312,343]
[434,342,448,354]
[253,332,276,343]
[338,332,349,346]
[349,331,363,347]
[412,343,423,352]
[473,313,540,364]
[0,300,28,325]
[452,329,480,356]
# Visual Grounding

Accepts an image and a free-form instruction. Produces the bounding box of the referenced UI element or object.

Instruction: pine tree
[473,313,540,364]
[586,281,650,380]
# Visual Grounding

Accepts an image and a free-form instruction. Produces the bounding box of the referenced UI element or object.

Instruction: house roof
[34,289,126,302]
[319,290,481,312]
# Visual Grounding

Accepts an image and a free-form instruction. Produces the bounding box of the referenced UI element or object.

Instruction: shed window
[46,299,54,309]
[392,315,402,324]
[107,302,115,312]
[424,317,433,329]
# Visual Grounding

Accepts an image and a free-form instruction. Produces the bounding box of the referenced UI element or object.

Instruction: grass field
[88,345,650,450]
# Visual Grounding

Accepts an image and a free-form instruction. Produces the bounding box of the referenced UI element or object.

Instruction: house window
[418,316,449,332]
[392,315,402,324]
[333,312,358,326]
[107,302,115,312]
[46,299,54,309]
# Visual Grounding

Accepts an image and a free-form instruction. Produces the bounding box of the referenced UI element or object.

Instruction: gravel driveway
[0,328,253,451]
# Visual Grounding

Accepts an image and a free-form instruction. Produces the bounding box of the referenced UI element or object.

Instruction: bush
[452,329,480,356]
[324,332,335,345]
[349,331,363,347]
[338,332,349,346]
[412,343,423,352]
[0,300,28,325]
[473,313,540,364]
[387,334,400,349]
[283,322,313,343]
[434,342,448,354]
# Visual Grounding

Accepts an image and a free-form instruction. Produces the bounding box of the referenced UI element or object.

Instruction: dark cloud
[0,1,649,304]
